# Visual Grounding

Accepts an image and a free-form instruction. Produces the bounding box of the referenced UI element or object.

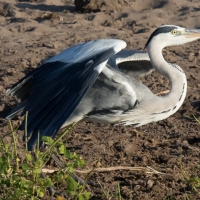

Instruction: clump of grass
[194,115,200,125]
[99,182,125,200]
[179,116,200,199]
[180,152,200,190]
[0,119,90,200]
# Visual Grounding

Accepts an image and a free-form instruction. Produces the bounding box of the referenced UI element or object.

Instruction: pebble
[147,180,154,189]
[152,184,160,192]
[189,52,195,61]
[124,142,138,155]
[134,185,141,190]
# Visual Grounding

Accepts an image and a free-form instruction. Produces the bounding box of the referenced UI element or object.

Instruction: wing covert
[108,50,153,78]
[6,39,126,149]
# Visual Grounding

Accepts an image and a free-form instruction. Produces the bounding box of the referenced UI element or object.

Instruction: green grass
[99,182,124,200]
[180,160,200,200]
[178,116,200,199]
[2,115,200,199]
[0,118,90,200]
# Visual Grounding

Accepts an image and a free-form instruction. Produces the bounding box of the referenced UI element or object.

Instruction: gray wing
[6,39,126,149]
[107,50,153,78]
[79,65,138,124]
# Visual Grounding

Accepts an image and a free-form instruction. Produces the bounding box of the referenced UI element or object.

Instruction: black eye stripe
[145,26,178,48]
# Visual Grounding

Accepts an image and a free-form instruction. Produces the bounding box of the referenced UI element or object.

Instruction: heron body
[6,25,200,149]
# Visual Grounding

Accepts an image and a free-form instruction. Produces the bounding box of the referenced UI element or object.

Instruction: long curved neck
[147,43,187,117]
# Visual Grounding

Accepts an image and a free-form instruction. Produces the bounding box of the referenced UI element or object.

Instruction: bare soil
[74,0,131,12]
[1,0,200,199]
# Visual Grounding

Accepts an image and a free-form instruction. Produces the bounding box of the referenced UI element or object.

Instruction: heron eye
[171,30,177,35]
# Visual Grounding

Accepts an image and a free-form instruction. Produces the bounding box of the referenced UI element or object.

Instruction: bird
[6,25,200,150]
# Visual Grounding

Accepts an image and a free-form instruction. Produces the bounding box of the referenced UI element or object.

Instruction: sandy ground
[1,0,200,199]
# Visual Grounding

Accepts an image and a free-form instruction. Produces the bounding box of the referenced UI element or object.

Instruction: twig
[42,166,166,175]
[146,166,166,175]
[74,166,166,175]
[156,90,169,96]
[42,168,59,173]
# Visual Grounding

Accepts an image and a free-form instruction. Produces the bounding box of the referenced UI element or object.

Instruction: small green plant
[180,163,200,200]
[180,152,200,199]
[0,119,90,200]
[194,115,200,125]
[99,182,124,200]
[175,116,200,200]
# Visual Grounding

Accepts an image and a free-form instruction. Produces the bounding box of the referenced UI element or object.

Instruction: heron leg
[51,154,99,187]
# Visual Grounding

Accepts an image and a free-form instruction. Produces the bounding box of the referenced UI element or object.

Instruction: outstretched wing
[6,39,126,149]
[107,50,153,78]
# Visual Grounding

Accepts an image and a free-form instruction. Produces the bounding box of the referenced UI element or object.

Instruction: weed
[0,119,90,200]
[179,116,200,199]
[99,182,124,200]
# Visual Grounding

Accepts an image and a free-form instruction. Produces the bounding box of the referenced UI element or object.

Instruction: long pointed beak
[185,29,200,38]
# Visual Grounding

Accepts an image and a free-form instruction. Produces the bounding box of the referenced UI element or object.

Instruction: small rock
[96,161,101,167]
[182,140,188,146]
[53,43,59,49]
[152,184,160,192]
[108,140,113,146]
[121,127,126,133]
[134,185,141,190]
[124,142,137,155]
[147,180,154,189]
[42,43,54,48]
[189,52,195,62]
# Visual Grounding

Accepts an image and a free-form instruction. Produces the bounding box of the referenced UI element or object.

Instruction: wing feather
[6,39,126,149]
[108,50,153,78]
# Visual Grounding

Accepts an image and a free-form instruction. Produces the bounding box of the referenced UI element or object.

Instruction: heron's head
[145,25,200,50]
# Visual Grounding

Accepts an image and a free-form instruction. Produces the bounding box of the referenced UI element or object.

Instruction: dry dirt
[1,0,200,199]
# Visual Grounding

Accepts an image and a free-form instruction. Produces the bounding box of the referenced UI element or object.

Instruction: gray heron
[6,25,200,150]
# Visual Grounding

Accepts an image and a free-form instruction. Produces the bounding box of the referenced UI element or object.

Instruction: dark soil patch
[74,0,130,12]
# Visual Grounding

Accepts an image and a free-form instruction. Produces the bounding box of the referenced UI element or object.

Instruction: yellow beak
[185,29,200,38]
